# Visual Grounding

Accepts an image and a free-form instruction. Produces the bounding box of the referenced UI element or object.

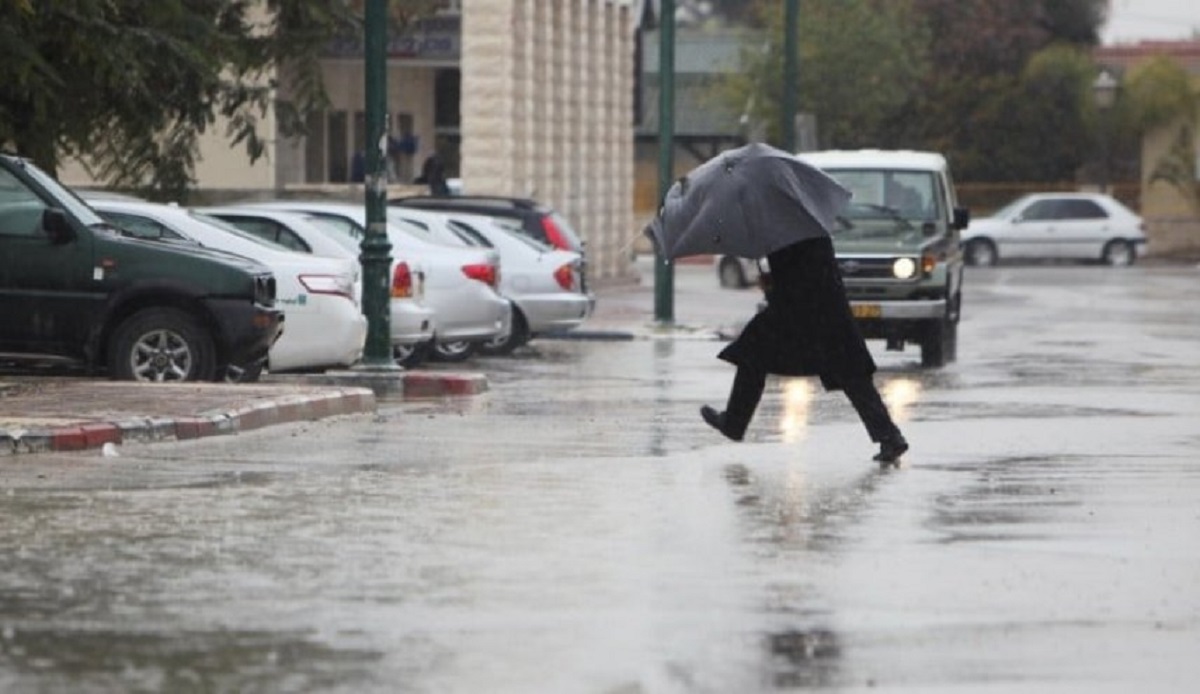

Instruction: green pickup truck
[0,152,283,381]
[797,150,971,368]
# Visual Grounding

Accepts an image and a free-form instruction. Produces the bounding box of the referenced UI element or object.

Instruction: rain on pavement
[2,260,1199,692]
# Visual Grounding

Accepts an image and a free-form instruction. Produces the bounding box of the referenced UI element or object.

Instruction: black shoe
[873,436,909,463]
[700,405,744,442]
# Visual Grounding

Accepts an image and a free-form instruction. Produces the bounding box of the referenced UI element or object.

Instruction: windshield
[825,169,942,225]
[12,157,105,226]
[829,201,930,242]
[189,211,294,252]
[307,216,364,254]
[990,195,1033,219]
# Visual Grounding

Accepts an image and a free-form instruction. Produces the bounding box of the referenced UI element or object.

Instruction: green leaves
[0,0,369,199]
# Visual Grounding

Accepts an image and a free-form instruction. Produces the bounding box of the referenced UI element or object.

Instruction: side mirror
[42,208,76,244]
[952,206,970,231]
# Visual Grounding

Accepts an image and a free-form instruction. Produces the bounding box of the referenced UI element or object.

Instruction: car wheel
[1102,239,1136,267]
[108,307,217,382]
[920,319,954,368]
[964,239,998,267]
[478,310,530,357]
[394,340,431,368]
[431,339,477,363]
[718,257,747,288]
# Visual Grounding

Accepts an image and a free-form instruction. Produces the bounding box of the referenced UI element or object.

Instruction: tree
[715,0,929,149]
[904,0,1108,180]
[1126,57,1200,210]
[0,0,442,199]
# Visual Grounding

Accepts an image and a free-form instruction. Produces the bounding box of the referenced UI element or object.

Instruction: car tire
[718,257,747,288]
[108,307,217,382]
[920,320,951,368]
[1102,239,1136,267]
[431,339,477,363]
[478,310,529,357]
[964,239,998,267]
[394,340,431,368]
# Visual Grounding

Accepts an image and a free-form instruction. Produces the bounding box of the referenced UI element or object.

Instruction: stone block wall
[461,0,636,282]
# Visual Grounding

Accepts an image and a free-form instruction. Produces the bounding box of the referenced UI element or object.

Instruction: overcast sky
[1102,0,1200,44]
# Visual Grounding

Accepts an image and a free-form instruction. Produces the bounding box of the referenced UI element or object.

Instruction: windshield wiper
[854,204,914,230]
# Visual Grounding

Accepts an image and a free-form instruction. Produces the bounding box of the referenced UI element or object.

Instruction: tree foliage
[1127,57,1200,209]
[0,0,441,199]
[718,0,929,149]
[713,0,1115,183]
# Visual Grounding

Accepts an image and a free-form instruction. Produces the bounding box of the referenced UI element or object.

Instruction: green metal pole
[654,0,676,324]
[781,0,799,152]
[359,0,397,369]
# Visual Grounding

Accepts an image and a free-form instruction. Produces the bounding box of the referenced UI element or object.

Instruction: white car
[394,208,594,355]
[962,192,1148,267]
[716,255,763,289]
[243,201,511,363]
[198,206,436,366]
[88,200,366,376]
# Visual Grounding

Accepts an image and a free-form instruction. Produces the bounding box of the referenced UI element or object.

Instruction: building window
[434,69,460,130]
[327,111,349,183]
[304,110,326,184]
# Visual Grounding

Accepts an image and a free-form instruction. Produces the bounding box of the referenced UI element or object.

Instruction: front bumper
[206,298,284,370]
[851,299,947,321]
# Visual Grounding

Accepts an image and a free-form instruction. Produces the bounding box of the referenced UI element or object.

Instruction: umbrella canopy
[644,142,851,260]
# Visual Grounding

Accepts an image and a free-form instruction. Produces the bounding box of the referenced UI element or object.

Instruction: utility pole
[359,0,398,369]
[655,0,676,324]
[781,0,799,152]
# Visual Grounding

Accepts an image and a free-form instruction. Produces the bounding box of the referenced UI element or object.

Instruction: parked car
[198,206,436,367]
[716,255,762,289]
[961,192,1147,267]
[392,207,594,355]
[388,195,590,291]
[87,200,365,376]
[244,201,511,363]
[0,153,281,382]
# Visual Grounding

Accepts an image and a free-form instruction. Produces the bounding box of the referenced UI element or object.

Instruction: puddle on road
[768,628,843,688]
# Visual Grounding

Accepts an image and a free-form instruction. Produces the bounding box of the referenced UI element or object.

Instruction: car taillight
[462,263,498,288]
[392,261,413,298]
[553,263,575,291]
[299,274,354,299]
[540,216,568,250]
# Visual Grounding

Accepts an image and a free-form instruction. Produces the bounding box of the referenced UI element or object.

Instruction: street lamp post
[359,0,399,370]
[1093,69,1118,196]
[654,0,676,324]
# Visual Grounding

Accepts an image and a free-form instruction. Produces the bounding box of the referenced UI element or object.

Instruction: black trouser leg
[842,376,902,443]
[723,366,766,439]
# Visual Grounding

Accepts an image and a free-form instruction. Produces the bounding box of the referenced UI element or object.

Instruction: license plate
[852,303,881,319]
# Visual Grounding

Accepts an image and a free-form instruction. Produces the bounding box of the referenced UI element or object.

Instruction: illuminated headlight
[892,257,918,279]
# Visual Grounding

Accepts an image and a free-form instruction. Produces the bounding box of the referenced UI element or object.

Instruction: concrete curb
[0,387,376,456]
[290,370,490,399]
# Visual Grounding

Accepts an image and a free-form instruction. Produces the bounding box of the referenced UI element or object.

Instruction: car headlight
[892,257,918,279]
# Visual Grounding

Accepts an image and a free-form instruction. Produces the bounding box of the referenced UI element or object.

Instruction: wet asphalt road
[2,260,1199,692]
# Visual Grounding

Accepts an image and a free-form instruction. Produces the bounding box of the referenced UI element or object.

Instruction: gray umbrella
[644,142,850,260]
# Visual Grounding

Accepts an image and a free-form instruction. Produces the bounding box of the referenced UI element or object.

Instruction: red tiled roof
[1095,40,1200,73]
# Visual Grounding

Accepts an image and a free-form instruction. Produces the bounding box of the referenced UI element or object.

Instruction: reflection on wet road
[2,264,1199,691]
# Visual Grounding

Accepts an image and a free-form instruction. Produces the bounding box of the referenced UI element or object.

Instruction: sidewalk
[0,379,378,456]
[0,257,736,456]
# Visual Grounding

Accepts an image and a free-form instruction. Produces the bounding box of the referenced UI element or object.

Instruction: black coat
[718,237,875,391]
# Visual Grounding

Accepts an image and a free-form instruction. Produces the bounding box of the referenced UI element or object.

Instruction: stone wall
[461,0,636,282]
